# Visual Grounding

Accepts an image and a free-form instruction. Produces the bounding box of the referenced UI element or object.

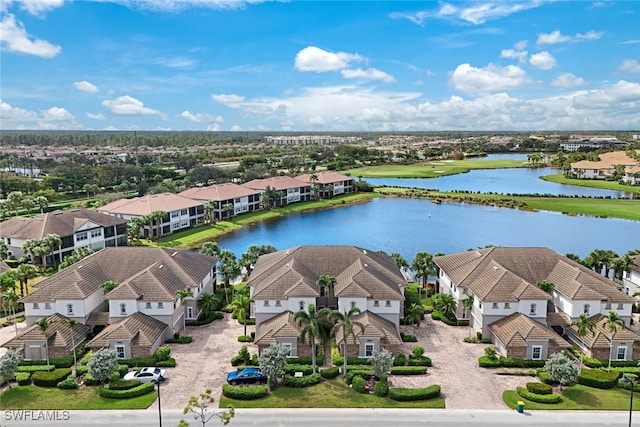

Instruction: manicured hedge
[75,365,88,377]
[283,373,322,388]
[390,366,428,375]
[389,385,441,401]
[117,364,130,378]
[98,382,155,399]
[165,335,193,344]
[286,355,324,365]
[18,351,86,369]
[186,311,224,326]
[393,354,406,366]
[618,380,640,392]
[583,358,640,368]
[407,356,432,367]
[155,346,171,361]
[430,311,457,326]
[16,372,31,386]
[400,332,417,342]
[237,336,253,343]
[332,356,370,366]
[577,369,620,389]
[156,358,176,368]
[478,356,545,368]
[283,365,314,376]
[17,365,55,373]
[346,369,374,384]
[478,356,502,367]
[221,384,269,400]
[320,366,340,379]
[352,375,367,393]
[537,370,555,385]
[32,368,72,387]
[374,380,389,397]
[119,356,157,368]
[526,382,552,395]
[57,377,79,390]
[109,379,143,390]
[516,386,562,404]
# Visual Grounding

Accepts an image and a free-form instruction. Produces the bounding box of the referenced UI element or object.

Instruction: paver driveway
[152,313,257,409]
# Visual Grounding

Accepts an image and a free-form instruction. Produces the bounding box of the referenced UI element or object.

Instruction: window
[531,346,542,360]
[374,300,380,307]
[275,300,281,307]
[157,302,164,309]
[365,343,374,357]
[479,301,483,309]
[299,301,305,311]
[492,303,498,309]
[583,304,590,315]
[617,303,624,310]
[617,346,627,360]
[350,301,356,309]
[187,307,193,319]
[529,304,537,315]
[33,303,39,309]
[115,345,125,359]
[67,304,74,315]
[171,211,179,218]
[145,302,151,309]
[504,303,510,309]
[120,303,126,315]
[264,301,270,307]
[90,229,102,238]
[76,231,88,241]
[605,303,612,310]
[282,343,292,357]
[180,209,188,216]
[44,303,51,309]
[385,301,391,307]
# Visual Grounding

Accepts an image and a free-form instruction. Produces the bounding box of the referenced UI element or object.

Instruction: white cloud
[500,49,528,63]
[102,95,165,117]
[450,63,531,93]
[572,80,640,111]
[340,68,395,83]
[391,2,545,25]
[576,31,603,40]
[514,40,528,51]
[294,46,363,72]
[0,14,61,58]
[154,56,197,68]
[16,0,65,16]
[107,0,266,12]
[212,93,245,104]
[551,73,587,88]
[206,123,220,131]
[0,99,80,129]
[179,110,224,123]
[389,11,429,26]
[529,51,556,70]
[230,124,242,131]
[73,81,99,93]
[618,59,640,74]
[86,112,105,120]
[537,29,602,45]
[590,2,605,8]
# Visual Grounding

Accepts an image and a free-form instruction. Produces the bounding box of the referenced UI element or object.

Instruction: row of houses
[570,150,640,185]
[3,245,640,365]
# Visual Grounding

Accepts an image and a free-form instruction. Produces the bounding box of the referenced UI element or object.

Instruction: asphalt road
[1,408,635,427]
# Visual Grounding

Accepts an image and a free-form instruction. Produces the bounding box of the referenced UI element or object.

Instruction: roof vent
[286,250,290,255]
[363,249,367,254]
[77,265,83,269]
[171,251,178,257]
[158,265,164,269]
[364,263,368,267]
[285,263,289,267]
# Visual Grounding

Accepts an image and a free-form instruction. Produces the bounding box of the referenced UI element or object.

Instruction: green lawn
[346,159,526,178]
[541,174,640,193]
[503,384,640,410]
[219,380,445,408]
[0,385,157,410]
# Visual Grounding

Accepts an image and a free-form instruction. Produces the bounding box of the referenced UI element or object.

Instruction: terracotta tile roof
[99,193,203,217]
[4,313,90,350]
[87,312,168,348]
[334,311,402,346]
[22,247,217,303]
[241,176,309,191]
[254,311,301,346]
[567,313,640,349]
[489,313,571,349]
[0,208,126,240]
[295,171,353,185]
[571,150,640,170]
[466,260,551,303]
[86,311,110,326]
[179,183,259,201]
[249,246,405,301]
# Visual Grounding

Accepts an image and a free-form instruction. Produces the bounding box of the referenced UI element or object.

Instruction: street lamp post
[620,374,636,427]
[155,380,162,427]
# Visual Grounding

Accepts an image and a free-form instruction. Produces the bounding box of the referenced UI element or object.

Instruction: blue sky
[1,0,639,132]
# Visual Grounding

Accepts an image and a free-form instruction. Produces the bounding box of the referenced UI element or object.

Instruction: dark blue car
[226,367,267,385]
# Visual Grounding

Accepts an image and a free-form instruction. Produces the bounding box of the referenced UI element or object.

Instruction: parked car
[123,367,166,383]
[226,367,267,385]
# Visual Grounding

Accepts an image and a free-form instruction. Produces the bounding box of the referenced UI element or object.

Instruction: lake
[217,197,640,263]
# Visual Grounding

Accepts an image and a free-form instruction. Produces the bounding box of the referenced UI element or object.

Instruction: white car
[123,367,166,383]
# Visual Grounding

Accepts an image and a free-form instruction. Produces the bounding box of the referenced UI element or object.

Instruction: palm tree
[34,195,49,214]
[127,217,145,242]
[318,275,337,298]
[43,234,62,267]
[66,318,79,376]
[7,191,24,217]
[391,253,408,270]
[461,293,475,337]
[571,313,596,366]
[404,303,424,327]
[21,239,40,263]
[537,280,555,295]
[218,250,241,304]
[101,280,118,295]
[294,304,331,374]
[197,292,220,317]
[14,263,37,295]
[613,254,634,280]
[231,294,252,337]
[329,307,364,378]
[222,203,234,219]
[176,288,194,333]
[0,240,8,260]
[604,310,625,369]
[204,200,217,224]
[21,196,35,216]
[200,241,221,257]
[433,293,457,321]
[411,252,436,297]
[36,317,51,365]
[6,290,20,336]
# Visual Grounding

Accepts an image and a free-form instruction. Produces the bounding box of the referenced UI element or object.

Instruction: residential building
[0,208,127,263]
[241,176,311,207]
[622,166,640,186]
[570,150,640,180]
[179,183,261,220]
[295,171,354,199]
[98,193,205,238]
[566,314,640,361]
[623,255,640,297]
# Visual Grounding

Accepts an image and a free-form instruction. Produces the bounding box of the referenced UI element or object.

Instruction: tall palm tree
[197,292,220,317]
[176,288,194,333]
[36,317,51,366]
[537,280,555,295]
[21,239,40,263]
[222,203,234,219]
[411,252,436,298]
[7,191,23,217]
[433,293,457,320]
[6,290,20,336]
[404,303,424,327]
[294,304,331,374]
[200,241,221,257]
[231,294,251,337]
[318,275,337,298]
[391,253,408,270]
[101,280,118,295]
[203,200,217,224]
[329,307,364,378]
[461,293,475,337]
[604,310,625,369]
[13,263,37,296]
[571,313,596,366]
[43,234,62,267]
[34,195,49,214]
[127,217,146,242]
[218,250,240,304]
[66,318,78,376]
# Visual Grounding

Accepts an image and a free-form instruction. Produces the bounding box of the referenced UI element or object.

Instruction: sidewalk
[0,319,27,357]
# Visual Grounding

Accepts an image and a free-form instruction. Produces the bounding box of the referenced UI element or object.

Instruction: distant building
[570,150,640,180]
[265,135,361,145]
[242,176,311,207]
[295,171,354,198]
[179,183,261,220]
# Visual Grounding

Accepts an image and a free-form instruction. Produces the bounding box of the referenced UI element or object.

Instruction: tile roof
[241,176,309,191]
[434,247,632,304]
[466,260,551,303]
[22,247,217,303]
[0,208,126,240]
[571,150,640,170]
[489,313,571,349]
[295,171,353,185]
[4,313,90,350]
[87,312,168,348]
[334,311,402,346]
[567,313,640,349]
[179,183,259,201]
[254,311,301,346]
[98,193,203,217]
[630,255,640,274]
[249,246,406,301]
[0,260,10,274]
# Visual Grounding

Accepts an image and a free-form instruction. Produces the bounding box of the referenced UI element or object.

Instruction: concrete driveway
[393,317,527,409]
[153,313,257,409]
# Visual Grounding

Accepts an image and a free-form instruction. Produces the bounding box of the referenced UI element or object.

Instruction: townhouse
[179,183,261,220]
[295,171,354,199]
[241,176,311,207]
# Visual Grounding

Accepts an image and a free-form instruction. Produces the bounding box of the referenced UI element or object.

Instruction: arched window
[299,301,305,311]
[529,303,537,315]
[583,304,590,315]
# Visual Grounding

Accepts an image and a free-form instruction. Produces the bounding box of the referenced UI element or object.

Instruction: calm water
[217,197,640,262]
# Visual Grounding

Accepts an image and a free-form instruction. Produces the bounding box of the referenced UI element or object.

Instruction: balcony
[316,296,338,310]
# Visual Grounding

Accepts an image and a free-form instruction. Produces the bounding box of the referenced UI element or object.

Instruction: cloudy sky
[1,0,639,131]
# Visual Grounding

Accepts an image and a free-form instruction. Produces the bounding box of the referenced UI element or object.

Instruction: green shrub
[251,354,259,366]
[119,356,157,368]
[20,353,83,369]
[618,380,640,392]
[283,373,322,388]
[238,335,253,343]
[282,365,314,376]
[80,351,93,365]
[393,354,406,366]
[75,365,88,377]
[109,379,143,390]
[516,386,562,404]
[457,319,469,326]
[117,365,129,378]
[332,356,371,366]
[287,355,324,365]
[231,355,244,366]
[84,373,101,386]
[32,368,72,387]
[16,372,31,386]
[222,384,268,400]
[484,347,498,359]
[431,311,457,326]
[538,370,555,385]
[98,382,155,399]
[407,357,432,367]
[57,377,79,390]
[526,382,552,395]
[155,346,171,361]
[577,369,620,389]
[400,333,417,342]
[390,366,428,375]
[411,346,424,358]
[352,375,367,393]
[186,311,224,326]
[374,380,389,397]
[320,366,340,379]
[156,358,176,368]
[389,385,441,401]
[17,365,55,373]
[478,356,502,367]
[165,335,193,344]
[499,357,546,368]
[17,359,48,366]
